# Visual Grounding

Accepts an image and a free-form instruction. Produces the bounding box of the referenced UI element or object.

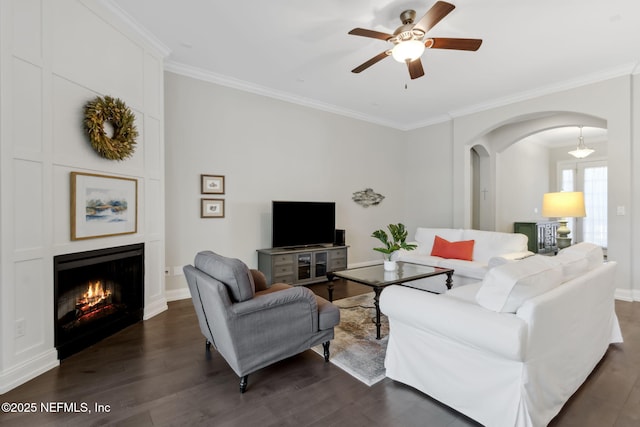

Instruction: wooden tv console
[257,245,348,286]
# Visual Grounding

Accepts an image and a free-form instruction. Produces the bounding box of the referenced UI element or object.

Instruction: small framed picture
[201,174,225,194]
[201,198,225,218]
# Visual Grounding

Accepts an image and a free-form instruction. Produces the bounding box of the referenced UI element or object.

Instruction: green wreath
[83,95,138,161]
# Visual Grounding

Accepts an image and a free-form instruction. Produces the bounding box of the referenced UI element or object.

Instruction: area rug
[312,292,388,386]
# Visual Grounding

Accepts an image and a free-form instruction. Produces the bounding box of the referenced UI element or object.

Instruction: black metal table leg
[445,271,453,290]
[373,286,382,340]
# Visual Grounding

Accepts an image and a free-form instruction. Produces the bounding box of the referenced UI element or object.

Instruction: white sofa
[380,243,622,427]
[392,227,533,287]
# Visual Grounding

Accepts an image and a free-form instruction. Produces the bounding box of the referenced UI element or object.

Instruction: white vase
[383,260,397,271]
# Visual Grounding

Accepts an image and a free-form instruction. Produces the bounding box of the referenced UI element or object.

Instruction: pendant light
[568,126,595,159]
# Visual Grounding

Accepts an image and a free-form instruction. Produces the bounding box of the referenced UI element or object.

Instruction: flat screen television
[272,201,336,248]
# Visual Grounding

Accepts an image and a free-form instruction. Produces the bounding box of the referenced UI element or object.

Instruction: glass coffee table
[327,262,453,339]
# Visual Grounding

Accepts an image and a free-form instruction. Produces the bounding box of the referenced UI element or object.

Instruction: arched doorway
[468,112,607,236]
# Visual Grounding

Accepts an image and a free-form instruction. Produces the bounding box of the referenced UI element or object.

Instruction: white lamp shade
[541,191,586,218]
[568,147,595,159]
[392,40,425,62]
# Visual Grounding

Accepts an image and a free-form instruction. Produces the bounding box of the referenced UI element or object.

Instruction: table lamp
[541,191,586,249]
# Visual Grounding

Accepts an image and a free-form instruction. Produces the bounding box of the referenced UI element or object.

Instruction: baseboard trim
[0,348,59,394]
[615,288,638,302]
[166,288,191,302]
[143,298,168,320]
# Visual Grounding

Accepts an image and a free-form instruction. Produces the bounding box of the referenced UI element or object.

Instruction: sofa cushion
[555,251,589,283]
[195,251,255,302]
[553,243,603,282]
[488,252,534,269]
[476,255,563,313]
[395,253,445,267]
[445,281,482,303]
[557,242,603,268]
[431,236,475,261]
[463,229,529,263]
[438,258,488,280]
[394,253,487,281]
[415,228,464,253]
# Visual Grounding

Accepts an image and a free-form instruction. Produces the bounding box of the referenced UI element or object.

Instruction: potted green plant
[371,223,417,271]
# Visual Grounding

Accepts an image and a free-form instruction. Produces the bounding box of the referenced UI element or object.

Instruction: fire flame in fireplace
[78,281,111,309]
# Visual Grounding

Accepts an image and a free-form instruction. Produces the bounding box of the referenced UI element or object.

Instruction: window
[558,161,607,248]
[581,164,607,247]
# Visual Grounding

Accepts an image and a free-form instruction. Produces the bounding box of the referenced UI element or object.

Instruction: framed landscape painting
[71,172,138,240]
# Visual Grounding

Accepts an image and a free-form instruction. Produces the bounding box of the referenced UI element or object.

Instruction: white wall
[0,0,166,393]
[403,121,455,234]
[407,76,637,300]
[496,141,550,232]
[164,71,640,302]
[163,72,407,297]
[631,73,640,303]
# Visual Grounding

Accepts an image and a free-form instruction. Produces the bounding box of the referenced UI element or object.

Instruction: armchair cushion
[317,296,340,330]
[253,281,339,331]
[195,251,255,302]
[255,283,291,296]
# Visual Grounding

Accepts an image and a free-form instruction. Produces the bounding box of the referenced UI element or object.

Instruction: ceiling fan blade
[348,28,393,41]
[407,59,425,80]
[351,51,390,73]
[413,1,456,33]
[427,37,483,51]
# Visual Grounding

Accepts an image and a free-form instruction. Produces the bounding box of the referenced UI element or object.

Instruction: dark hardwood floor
[2,279,639,427]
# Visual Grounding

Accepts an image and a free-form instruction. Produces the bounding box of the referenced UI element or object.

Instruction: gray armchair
[183,251,340,393]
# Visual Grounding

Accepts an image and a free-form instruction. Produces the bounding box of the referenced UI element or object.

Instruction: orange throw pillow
[431,235,475,261]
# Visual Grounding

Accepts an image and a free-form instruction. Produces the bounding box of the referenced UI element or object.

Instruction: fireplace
[54,243,144,359]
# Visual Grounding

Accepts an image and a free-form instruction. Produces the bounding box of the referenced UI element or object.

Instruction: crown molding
[90,3,640,132]
[97,0,171,58]
[404,114,454,131]
[448,62,639,121]
[164,60,406,130]
[167,59,639,133]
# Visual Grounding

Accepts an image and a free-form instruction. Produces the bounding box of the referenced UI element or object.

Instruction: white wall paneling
[144,117,162,178]
[11,0,43,64]
[51,0,145,108]
[12,58,43,156]
[0,0,167,394]
[144,239,167,320]
[13,159,44,250]
[14,258,47,354]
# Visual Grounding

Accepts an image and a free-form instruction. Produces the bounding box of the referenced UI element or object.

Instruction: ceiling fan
[348,1,482,79]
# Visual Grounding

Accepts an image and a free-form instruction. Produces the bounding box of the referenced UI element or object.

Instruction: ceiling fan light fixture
[391,39,425,63]
[568,126,595,159]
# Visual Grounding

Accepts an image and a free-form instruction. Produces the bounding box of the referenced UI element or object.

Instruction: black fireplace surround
[54,243,144,359]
